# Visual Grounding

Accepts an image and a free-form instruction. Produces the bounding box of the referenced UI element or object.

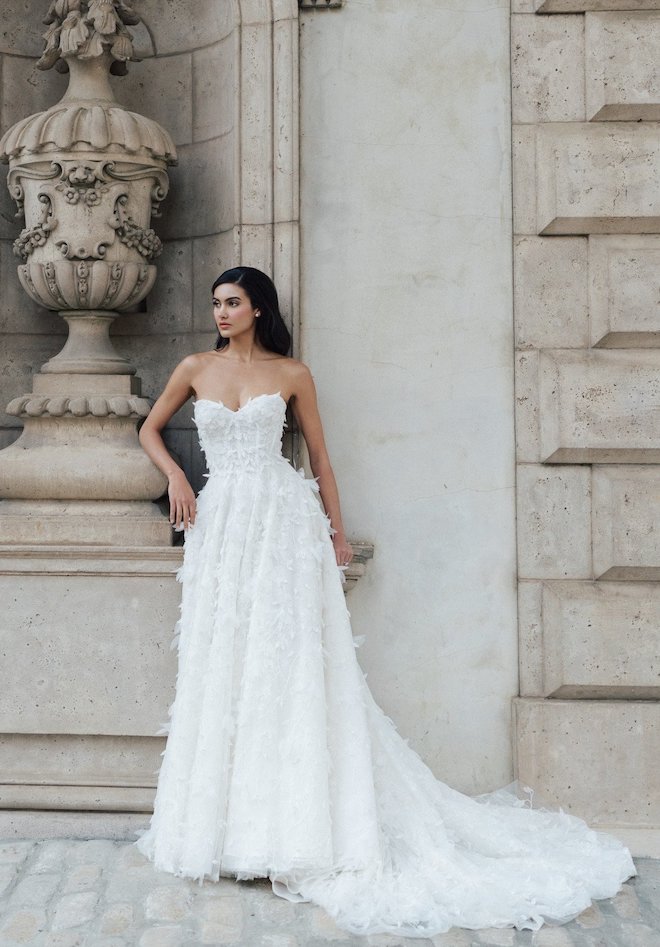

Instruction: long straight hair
[212,267,291,356]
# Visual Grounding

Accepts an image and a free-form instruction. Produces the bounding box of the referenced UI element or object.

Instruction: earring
[255,311,261,317]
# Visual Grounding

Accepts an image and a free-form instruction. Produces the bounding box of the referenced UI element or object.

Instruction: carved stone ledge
[5,393,151,419]
[344,541,374,592]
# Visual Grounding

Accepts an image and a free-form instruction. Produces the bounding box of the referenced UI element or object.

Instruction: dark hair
[211,266,291,356]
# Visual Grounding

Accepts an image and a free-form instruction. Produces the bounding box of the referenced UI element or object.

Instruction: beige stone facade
[513,0,660,846]
[0,0,657,852]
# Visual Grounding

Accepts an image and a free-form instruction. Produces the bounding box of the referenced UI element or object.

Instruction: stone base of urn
[0,369,172,547]
[0,363,177,811]
[0,544,182,814]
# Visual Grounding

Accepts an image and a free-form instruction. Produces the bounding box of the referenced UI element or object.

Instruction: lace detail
[135,395,635,937]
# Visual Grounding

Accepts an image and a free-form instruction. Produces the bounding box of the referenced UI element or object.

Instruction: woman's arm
[138,355,198,529]
[290,365,353,567]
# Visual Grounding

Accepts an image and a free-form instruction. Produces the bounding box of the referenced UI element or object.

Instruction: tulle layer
[135,394,635,937]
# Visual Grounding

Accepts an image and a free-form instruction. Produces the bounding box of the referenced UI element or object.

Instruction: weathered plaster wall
[299,1,517,793]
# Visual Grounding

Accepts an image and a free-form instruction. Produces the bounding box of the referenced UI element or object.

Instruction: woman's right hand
[168,469,197,530]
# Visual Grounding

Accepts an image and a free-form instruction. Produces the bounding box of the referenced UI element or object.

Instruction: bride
[134,265,635,938]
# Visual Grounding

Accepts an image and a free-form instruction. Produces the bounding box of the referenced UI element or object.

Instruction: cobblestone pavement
[0,840,656,947]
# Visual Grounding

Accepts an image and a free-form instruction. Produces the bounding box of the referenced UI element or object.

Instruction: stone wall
[512,0,660,838]
[299,0,517,794]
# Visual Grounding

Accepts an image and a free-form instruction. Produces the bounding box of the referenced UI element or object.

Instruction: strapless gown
[134,391,635,937]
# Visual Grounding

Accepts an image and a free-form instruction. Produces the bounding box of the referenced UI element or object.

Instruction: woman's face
[212,283,258,340]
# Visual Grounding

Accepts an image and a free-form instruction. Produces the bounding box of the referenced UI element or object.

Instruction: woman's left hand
[333,532,354,568]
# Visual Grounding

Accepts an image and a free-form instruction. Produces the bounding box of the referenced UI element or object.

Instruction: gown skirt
[135,392,635,938]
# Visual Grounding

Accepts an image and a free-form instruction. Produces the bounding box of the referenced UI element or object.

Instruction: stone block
[536,124,660,234]
[238,224,274,276]
[136,0,235,55]
[589,235,660,347]
[518,580,660,698]
[159,139,236,240]
[193,37,238,142]
[586,14,660,121]
[114,241,193,336]
[593,466,660,579]
[51,892,99,931]
[273,15,299,224]
[8,872,59,906]
[511,16,585,124]
[514,351,541,463]
[0,810,149,839]
[273,221,299,337]
[1,53,68,131]
[514,697,660,824]
[240,23,274,225]
[514,236,589,349]
[538,349,660,462]
[0,908,46,944]
[145,886,193,921]
[0,500,171,547]
[537,0,660,12]
[0,10,46,56]
[0,547,181,736]
[192,231,240,328]
[113,53,193,147]
[0,335,67,429]
[512,125,537,236]
[518,581,543,696]
[516,466,592,578]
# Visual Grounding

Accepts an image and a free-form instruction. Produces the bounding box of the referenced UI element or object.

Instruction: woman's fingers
[168,479,197,530]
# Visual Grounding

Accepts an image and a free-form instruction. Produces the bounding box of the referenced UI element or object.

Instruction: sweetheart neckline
[193,391,286,414]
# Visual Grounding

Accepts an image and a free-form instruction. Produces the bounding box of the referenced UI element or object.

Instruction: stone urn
[0,0,177,544]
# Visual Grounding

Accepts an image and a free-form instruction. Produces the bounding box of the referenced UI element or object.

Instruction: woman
[135,266,634,938]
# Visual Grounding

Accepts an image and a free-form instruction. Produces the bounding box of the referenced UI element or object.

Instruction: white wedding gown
[135,392,635,937]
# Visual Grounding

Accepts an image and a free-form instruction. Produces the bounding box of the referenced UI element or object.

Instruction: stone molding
[585,13,660,121]
[536,0,660,13]
[6,393,151,419]
[519,580,660,698]
[589,235,660,347]
[515,697,660,825]
[536,124,660,235]
[593,466,660,579]
[538,349,660,463]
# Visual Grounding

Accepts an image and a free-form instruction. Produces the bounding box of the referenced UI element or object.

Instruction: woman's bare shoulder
[177,350,216,371]
[279,356,312,381]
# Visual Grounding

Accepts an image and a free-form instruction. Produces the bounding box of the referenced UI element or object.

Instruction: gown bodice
[193,392,287,474]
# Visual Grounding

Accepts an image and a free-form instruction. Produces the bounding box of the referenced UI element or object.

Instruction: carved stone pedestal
[0,2,180,822]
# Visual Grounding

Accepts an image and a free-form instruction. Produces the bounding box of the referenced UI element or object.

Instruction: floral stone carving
[0,0,176,368]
